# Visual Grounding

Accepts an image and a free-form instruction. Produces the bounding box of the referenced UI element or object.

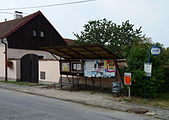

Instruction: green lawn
[0,81,44,86]
[122,93,169,109]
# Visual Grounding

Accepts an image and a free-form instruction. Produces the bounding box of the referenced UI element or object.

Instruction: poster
[144,63,152,77]
[61,62,70,72]
[84,59,116,78]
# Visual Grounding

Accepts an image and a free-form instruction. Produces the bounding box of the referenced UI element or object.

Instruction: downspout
[1,38,8,81]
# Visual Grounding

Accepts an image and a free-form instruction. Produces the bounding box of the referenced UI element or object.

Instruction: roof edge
[2,11,42,38]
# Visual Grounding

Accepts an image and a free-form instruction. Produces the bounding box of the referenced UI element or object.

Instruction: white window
[40,31,45,37]
[33,30,37,37]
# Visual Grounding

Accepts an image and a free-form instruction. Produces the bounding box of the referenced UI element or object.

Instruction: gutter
[1,38,8,81]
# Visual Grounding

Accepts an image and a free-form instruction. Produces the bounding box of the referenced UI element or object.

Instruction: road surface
[0,88,158,120]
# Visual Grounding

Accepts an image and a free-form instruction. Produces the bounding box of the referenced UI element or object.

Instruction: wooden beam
[52,47,74,58]
[66,47,87,58]
[82,46,103,59]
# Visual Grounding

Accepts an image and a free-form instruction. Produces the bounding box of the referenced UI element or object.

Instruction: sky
[0,0,169,47]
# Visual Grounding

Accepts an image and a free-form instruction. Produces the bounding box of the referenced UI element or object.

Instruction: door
[21,54,39,83]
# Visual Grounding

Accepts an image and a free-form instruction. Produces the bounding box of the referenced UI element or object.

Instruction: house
[0,11,122,89]
[0,11,67,83]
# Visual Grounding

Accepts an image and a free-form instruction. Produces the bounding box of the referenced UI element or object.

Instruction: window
[33,30,37,37]
[40,31,45,37]
[40,71,46,79]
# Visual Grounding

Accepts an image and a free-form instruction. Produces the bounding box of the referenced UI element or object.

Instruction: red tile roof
[0,11,41,38]
[63,38,76,45]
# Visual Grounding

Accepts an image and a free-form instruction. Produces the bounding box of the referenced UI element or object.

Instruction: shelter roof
[42,44,118,59]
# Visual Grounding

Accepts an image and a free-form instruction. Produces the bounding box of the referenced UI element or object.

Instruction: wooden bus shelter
[42,45,122,91]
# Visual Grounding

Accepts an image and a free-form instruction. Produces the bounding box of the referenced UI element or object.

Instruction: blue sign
[151,46,161,55]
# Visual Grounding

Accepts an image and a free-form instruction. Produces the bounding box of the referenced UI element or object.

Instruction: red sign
[124,73,131,85]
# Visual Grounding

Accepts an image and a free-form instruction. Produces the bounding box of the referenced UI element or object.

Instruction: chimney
[14,11,23,19]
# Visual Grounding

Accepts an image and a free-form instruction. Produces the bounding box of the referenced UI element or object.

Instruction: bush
[126,45,167,98]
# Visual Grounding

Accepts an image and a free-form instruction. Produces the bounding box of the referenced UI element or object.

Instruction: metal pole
[85,77,87,90]
[1,38,8,81]
[128,86,131,99]
[99,77,101,92]
[145,47,151,99]
[72,75,74,91]
[4,44,8,81]
[60,74,63,89]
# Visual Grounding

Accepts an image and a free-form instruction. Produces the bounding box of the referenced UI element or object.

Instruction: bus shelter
[43,45,122,91]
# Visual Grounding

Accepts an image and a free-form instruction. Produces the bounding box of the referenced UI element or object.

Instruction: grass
[122,93,169,109]
[0,81,45,87]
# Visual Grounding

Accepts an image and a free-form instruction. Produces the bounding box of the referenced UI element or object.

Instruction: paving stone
[145,112,157,116]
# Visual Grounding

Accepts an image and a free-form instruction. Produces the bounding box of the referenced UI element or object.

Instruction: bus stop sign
[151,46,161,55]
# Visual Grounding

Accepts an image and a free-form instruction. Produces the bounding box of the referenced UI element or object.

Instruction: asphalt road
[0,88,158,120]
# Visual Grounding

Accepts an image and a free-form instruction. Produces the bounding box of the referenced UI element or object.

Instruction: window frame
[40,31,45,38]
[33,30,37,37]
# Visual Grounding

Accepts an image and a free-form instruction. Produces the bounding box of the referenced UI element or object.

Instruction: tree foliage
[126,44,169,98]
[74,19,150,58]
[74,18,169,98]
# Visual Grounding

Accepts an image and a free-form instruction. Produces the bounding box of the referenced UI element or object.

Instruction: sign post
[144,45,161,99]
[124,73,132,99]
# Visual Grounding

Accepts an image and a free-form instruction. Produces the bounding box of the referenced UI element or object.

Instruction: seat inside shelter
[43,45,122,91]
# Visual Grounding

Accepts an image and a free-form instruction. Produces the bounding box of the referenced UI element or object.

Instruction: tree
[126,43,169,98]
[74,19,149,58]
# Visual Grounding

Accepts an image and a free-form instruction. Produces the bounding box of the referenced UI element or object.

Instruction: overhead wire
[0,11,28,14]
[0,0,95,11]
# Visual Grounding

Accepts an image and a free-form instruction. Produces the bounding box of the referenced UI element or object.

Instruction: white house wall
[5,48,61,82]
[39,60,60,83]
[0,42,5,80]
[8,48,56,59]
[8,60,20,81]
[6,59,60,83]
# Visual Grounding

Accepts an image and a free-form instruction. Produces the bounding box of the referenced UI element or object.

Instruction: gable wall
[7,14,66,50]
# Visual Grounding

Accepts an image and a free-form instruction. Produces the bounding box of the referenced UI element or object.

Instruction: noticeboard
[71,61,83,73]
[84,59,116,78]
[60,60,84,75]
[60,61,70,73]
